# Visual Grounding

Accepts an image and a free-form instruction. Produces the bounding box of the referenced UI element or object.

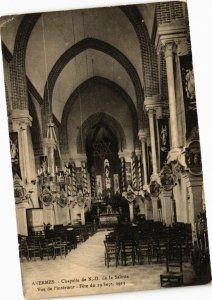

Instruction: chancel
[1,1,211,298]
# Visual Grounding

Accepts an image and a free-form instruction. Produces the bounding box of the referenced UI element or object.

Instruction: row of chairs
[104,238,187,267]
[19,223,98,262]
[104,239,184,287]
[104,232,191,265]
[19,237,67,261]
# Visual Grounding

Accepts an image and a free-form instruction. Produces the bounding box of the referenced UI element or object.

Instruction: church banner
[76,167,83,191]
[179,54,198,139]
[113,173,120,194]
[125,162,132,186]
[96,175,103,196]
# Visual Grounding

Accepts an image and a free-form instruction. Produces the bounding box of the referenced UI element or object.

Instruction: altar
[99,212,119,227]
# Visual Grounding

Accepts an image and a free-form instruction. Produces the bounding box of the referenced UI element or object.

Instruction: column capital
[131,151,136,159]
[163,40,177,59]
[144,95,162,117]
[119,155,125,161]
[12,109,32,131]
[138,129,147,142]
[73,154,87,163]
[118,150,133,159]
[158,37,189,56]
[154,17,188,54]
[135,148,141,156]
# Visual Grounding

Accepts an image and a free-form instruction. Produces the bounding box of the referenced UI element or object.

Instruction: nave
[21,228,197,300]
[1,2,211,297]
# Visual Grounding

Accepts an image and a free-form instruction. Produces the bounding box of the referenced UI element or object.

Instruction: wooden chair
[104,241,120,267]
[39,239,54,260]
[136,239,152,264]
[121,240,136,266]
[19,240,28,262]
[153,240,167,263]
[160,244,183,287]
[52,237,67,259]
[26,239,41,261]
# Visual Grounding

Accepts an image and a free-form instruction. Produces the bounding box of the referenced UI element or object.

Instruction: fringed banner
[113,174,120,194]
[76,167,83,192]
[125,162,132,186]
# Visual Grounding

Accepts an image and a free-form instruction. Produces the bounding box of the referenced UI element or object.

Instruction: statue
[185,68,195,100]
[160,125,168,152]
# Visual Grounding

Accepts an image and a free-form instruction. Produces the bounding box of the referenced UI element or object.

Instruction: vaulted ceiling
[1,4,156,123]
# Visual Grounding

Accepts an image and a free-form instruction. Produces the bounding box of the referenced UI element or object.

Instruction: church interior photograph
[0,1,211,298]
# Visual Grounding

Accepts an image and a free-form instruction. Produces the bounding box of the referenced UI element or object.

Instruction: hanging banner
[179,54,198,139]
[158,118,170,167]
[76,167,83,191]
[125,162,132,186]
[9,132,21,178]
[96,175,103,196]
[113,174,120,194]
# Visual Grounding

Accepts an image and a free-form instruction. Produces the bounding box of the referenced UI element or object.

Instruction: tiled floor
[20,231,198,300]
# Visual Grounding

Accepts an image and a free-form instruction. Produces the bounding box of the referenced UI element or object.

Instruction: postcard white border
[0,0,211,299]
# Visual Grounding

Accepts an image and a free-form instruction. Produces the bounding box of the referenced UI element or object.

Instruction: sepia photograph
[0,1,211,299]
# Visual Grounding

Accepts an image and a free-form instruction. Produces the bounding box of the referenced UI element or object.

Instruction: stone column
[12,110,32,184]
[164,42,180,154]
[144,198,153,221]
[16,201,29,236]
[12,112,39,208]
[129,202,134,223]
[138,129,148,187]
[160,190,173,226]
[186,174,203,241]
[80,207,86,225]
[144,96,161,179]
[151,197,159,221]
[148,109,158,176]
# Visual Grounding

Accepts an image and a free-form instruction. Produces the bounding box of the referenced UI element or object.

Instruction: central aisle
[21,231,195,299]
